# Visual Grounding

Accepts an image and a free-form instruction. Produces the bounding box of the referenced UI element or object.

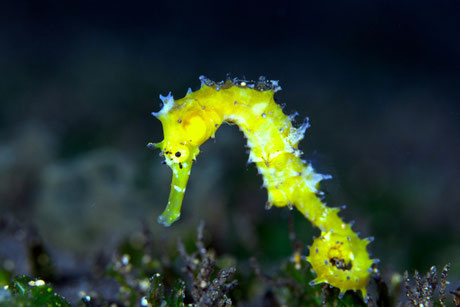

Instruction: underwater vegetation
[0,217,457,306]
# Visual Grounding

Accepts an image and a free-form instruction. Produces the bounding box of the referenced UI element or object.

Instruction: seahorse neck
[210,87,353,237]
[208,87,305,210]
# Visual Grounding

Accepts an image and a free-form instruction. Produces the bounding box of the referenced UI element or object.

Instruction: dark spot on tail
[330,257,352,271]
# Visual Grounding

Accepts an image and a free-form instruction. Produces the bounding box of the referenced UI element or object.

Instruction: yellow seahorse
[149,76,376,300]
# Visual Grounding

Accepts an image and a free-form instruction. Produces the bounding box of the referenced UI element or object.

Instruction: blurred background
[0,0,459,301]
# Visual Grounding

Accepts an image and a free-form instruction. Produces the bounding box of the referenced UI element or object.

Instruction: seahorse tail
[294,182,374,300]
[306,231,374,300]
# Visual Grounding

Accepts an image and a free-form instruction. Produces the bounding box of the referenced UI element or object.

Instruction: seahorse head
[150,91,216,226]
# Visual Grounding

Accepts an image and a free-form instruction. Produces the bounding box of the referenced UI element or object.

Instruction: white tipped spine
[156,92,175,116]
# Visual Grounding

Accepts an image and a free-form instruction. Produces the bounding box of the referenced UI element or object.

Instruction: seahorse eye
[167,145,189,163]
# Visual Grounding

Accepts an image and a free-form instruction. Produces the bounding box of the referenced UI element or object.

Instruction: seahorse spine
[149,76,376,300]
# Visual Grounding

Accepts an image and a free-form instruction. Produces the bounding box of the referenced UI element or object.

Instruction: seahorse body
[150,76,375,300]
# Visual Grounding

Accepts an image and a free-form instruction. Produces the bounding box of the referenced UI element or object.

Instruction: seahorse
[149,76,376,301]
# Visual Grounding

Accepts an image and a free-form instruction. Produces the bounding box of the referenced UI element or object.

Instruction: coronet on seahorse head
[148,90,218,226]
